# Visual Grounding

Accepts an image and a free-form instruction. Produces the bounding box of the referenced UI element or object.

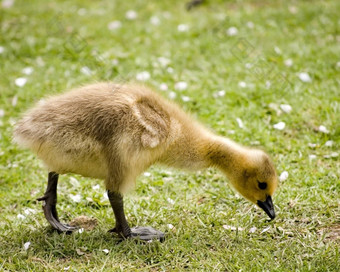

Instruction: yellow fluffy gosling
[14,82,278,241]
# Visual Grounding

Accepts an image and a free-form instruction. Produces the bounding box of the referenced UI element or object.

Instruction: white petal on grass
[261,227,270,233]
[182,96,190,102]
[0,46,4,54]
[273,122,285,130]
[24,242,31,251]
[289,6,298,14]
[169,91,177,99]
[80,66,92,76]
[24,208,36,215]
[318,125,329,134]
[325,140,333,147]
[223,225,244,231]
[78,228,84,234]
[2,0,14,8]
[150,16,160,25]
[250,140,260,145]
[298,150,302,158]
[76,248,85,256]
[77,8,86,16]
[12,95,18,107]
[284,59,293,67]
[177,24,189,32]
[36,56,45,67]
[0,109,4,117]
[223,225,236,230]
[167,67,174,73]
[136,71,150,81]
[22,67,34,75]
[163,177,173,182]
[298,72,312,82]
[238,81,247,88]
[227,26,238,36]
[64,70,71,77]
[64,267,70,271]
[308,143,317,148]
[265,81,271,89]
[159,83,168,91]
[9,118,16,126]
[324,152,339,159]
[175,81,188,91]
[280,104,292,113]
[268,103,279,111]
[112,59,119,66]
[337,62,340,68]
[144,172,151,177]
[167,198,175,205]
[218,90,225,97]
[279,171,289,182]
[245,63,252,69]
[92,184,100,190]
[274,46,281,54]
[107,20,122,30]
[236,118,244,129]
[213,90,225,98]
[69,194,81,203]
[15,77,27,87]
[249,227,257,233]
[17,214,26,219]
[102,249,109,254]
[246,21,254,29]
[69,177,80,187]
[157,57,170,67]
[125,10,137,20]
[162,11,171,19]
[167,224,174,229]
[309,154,317,160]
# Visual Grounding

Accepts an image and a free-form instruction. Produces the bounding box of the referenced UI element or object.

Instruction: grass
[0,0,339,271]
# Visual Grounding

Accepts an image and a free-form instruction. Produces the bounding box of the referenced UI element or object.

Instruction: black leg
[37,172,77,232]
[107,190,165,242]
[186,0,204,11]
[107,191,131,237]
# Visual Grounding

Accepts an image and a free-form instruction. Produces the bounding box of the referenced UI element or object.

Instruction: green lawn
[0,0,339,271]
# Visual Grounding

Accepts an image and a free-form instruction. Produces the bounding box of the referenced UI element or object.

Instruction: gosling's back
[13,83,181,180]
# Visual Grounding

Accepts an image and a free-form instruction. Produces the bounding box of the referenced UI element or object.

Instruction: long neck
[160,127,248,174]
[206,136,248,179]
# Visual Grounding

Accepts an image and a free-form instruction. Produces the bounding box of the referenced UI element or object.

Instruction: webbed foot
[107,190,165,242]
[130,226,165,242]
[37,172,77,233]
[109,226,165,242]
[37,195,77,233]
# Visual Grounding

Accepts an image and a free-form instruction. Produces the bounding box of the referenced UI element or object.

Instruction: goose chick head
[224,149,278,219]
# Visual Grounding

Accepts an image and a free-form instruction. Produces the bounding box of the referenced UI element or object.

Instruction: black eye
[258,181,267,190]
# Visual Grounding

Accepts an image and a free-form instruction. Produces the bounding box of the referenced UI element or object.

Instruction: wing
[132,97,170,148]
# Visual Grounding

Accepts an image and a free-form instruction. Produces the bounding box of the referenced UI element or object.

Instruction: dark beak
[257,196,275,219]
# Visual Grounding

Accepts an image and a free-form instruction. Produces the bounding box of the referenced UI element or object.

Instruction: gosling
[13,82,278,241]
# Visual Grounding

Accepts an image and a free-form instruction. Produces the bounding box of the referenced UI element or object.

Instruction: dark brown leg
[107,191,131,237]
[37,172,77,232]
[108,191,165,242]
[186,0,204,11]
